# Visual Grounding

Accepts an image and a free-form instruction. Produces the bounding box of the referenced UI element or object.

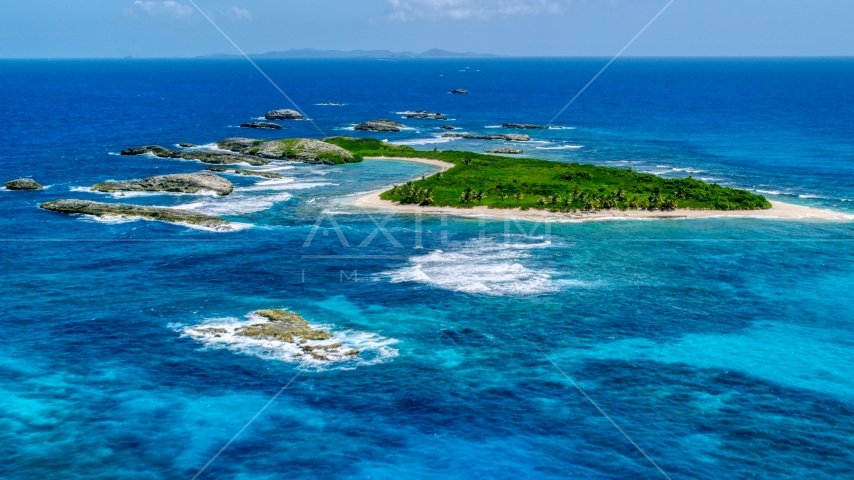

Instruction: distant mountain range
[200,48,500,59]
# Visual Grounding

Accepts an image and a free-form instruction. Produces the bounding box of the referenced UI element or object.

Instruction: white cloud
[387,0,567,20]
[130,1,194,19]
[226,6,253,21]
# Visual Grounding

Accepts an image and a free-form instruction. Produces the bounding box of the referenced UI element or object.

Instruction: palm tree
[615,188,626,201]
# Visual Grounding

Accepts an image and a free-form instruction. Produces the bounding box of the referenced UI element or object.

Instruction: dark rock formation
[179,142,197,148]
[5,178,43,190]
[354,119,407,132]
[216,138,258,152]
[265,109,306,120]
[441,133,530,142]
[501,123,549,129]
[485,148,523,154]
[120,145,269,166]
[451,89,469,94]
[40,200,229,227]
[402,111,447,120]
[205,167,282,179]
[91,172,234,196]
[240,122,283,130]
[440,125,456,130]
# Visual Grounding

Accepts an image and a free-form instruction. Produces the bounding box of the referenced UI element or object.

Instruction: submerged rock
[439,125,456,130]
[321,102,343,105]
[179,142,197,148]
[451,89,469,94]
[485,148,523,154]
[205,167,282,179]
[265,109,306,120]
[120,145,269,166]
[40,199,229,227]
[354,119,407,132]
[91,172,234,196]
[501,123,549,129]
[441,133,530,142]
[232,309,360,361]
[5,178,43,190]
[240,122,283,130]
[402,111,447,120]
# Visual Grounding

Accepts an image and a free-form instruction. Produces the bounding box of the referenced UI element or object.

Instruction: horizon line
[2,55,854,60]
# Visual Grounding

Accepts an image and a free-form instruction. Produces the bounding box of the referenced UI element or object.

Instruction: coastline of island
[353,156,850,221]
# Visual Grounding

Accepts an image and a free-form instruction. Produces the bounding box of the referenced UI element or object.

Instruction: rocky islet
[90,172,234,196]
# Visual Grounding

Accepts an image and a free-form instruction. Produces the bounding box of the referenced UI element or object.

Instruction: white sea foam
[176,191,293,216]
[389,137,455,146]
[71,186,221,198]
[799,194,826,199]
[381,238,556,296]
[79,214,251,232]
[180,313,399,369]
[108,152,121,156]
[535,145,583,150]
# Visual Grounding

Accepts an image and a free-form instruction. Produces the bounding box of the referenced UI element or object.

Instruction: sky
[2,0,854,58]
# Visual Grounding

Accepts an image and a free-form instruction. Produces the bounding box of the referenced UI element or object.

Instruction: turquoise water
[1,59,854,479]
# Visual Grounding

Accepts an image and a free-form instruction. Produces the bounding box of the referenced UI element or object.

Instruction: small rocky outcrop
[91,172,234,196]
[440,125,456,130]
[265,109,306,120]
[485,148,523,154]
[120,145,269,166]
[451,89,468,95]
[240,122,283,130]
[216,138,258,152]
[441,133,530,142]
[354,119,407,132]
[40,200,229,227]
[5,178,43,190]
[402,111,447,120]
[205,167,282,179]
[229,309,360,361]
[255,138,357,164]
[501,124,549,130]
[179,142,197,148]
[321,102,343,105]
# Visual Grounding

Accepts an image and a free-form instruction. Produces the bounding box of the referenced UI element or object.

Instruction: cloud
[129,1,194,19]
[226,6,253,21]
[387,0,567,20]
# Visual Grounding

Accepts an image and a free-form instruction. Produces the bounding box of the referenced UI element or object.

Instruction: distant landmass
[200,48,499,59]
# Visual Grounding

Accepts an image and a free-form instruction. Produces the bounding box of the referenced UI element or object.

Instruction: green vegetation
[325,137,771,211]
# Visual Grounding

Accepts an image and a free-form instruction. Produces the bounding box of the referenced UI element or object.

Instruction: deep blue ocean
[2,58,854,479]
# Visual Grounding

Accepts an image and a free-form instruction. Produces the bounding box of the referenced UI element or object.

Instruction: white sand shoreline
[355,157,852,222]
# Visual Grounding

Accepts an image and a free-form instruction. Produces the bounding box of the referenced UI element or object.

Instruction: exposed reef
[228,309,360,361]
[451,89,469,94]
[441,133,530,142]
[91,172,234,196]
[265,109,306,120]
[40,199,229,227]
[440,125,456,130]
[402,111,447,120]
[321,102,343,105]
[485,148,523,154]
[240,122,283,130]
[179,142,197,148]
[354,119,407,132]
[5,178,43,190]
[205,167,282,179]
[120,145,269,166]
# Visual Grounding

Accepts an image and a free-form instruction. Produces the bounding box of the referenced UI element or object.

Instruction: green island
[325,137,771,211]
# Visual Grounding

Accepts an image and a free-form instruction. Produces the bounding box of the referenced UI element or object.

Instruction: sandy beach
[355,157,851,221]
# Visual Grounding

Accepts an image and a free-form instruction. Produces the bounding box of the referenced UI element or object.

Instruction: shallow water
[1,58,853,479]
